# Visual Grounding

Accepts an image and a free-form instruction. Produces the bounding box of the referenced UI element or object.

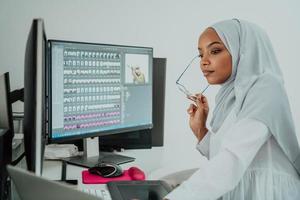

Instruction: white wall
[1,0,300,169]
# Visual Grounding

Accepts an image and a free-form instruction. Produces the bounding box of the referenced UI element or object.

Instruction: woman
[164,19,300,200]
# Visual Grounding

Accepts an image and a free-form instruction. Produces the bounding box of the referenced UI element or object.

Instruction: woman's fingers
[200,94,209,109]
[187,104,196,115]
[195,93,206,99]
[187,93,209,115]
[194,93,208,105]
[194,93,203,108]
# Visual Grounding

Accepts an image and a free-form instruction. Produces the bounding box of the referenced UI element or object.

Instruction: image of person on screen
[130,65,145,84]
[164,19,300,200]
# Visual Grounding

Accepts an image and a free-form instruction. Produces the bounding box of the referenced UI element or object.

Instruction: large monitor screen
[48,40,153,142]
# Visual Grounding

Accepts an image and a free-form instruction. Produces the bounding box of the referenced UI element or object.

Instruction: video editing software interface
[49,41,153,140]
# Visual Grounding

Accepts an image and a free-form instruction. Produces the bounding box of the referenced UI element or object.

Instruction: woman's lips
[203,70,214,76]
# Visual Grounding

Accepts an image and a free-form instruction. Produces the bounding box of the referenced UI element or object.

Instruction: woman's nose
[201,57,210,68]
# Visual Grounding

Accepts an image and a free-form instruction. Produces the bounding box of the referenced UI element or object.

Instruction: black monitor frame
[23,18,47,175]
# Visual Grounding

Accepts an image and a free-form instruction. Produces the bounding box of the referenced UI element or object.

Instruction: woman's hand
[187,94,209,141]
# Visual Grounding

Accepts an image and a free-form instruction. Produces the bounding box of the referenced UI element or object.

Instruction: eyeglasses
[176,55,209,101]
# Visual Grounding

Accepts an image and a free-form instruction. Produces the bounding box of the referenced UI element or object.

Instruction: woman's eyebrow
[198,41,222,51]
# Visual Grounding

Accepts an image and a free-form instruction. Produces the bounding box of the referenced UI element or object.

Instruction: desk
[10,137,165,199]
[41,147,165,200]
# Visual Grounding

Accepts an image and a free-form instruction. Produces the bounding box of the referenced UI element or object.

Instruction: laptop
[7,165,101,200]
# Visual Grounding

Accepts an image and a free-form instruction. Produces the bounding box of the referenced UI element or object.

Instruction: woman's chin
[206,78,216,85]
[206,78,223,85]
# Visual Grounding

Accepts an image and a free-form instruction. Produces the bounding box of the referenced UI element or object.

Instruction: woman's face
[198,28,232,85]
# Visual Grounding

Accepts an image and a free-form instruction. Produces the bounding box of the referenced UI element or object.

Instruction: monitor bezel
[23,18,47,176]
[47,39,154,143]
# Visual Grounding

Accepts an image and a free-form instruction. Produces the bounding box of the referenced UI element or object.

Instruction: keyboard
[80,188,112,200]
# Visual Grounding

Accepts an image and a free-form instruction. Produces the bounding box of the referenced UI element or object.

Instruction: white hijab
[209,19,300,174]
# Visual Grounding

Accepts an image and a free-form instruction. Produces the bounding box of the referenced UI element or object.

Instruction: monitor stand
[61,137,135,168]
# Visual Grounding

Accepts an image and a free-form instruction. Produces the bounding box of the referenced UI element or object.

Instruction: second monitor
[48,40,153,166]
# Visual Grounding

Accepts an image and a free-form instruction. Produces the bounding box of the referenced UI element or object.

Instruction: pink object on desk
[128,167,146,180]
[82,167,146,184]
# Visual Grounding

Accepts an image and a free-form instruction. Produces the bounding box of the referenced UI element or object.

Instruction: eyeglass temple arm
[201,84,210,94]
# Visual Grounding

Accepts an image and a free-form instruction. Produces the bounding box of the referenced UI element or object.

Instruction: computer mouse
[128,167,146,180]
[88,162,123,178]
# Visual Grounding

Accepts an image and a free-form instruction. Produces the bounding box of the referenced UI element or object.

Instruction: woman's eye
[211,49,221,54]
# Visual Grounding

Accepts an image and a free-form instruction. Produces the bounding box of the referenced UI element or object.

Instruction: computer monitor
[0,72,13,200]
[47,40,153,167]
[23,18,47,175]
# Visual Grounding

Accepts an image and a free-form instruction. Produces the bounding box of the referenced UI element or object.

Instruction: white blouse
[165,109,300,200]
